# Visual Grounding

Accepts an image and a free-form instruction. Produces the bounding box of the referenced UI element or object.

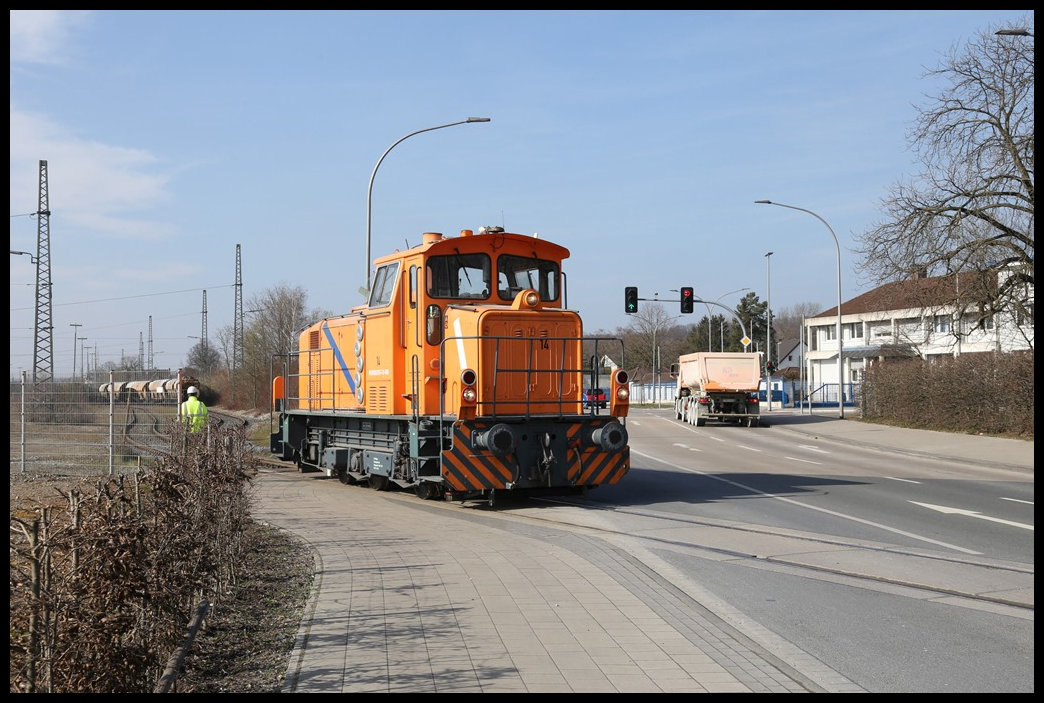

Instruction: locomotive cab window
[425,304,443,345]
[426,252,491,299]
[369,262,400,308]
[497,254,559,302]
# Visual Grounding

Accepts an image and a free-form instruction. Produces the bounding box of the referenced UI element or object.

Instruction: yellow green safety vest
[181,396,209,433]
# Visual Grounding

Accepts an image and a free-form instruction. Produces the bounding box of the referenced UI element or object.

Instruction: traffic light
[624,286,638,313]
[766,360,775,374]
[680,286,694,314]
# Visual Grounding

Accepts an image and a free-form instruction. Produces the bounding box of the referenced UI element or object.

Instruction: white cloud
[10,109,175,241]
[9,10,92,65]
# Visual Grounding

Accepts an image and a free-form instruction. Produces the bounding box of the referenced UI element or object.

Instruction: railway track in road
[513,495,1034,613]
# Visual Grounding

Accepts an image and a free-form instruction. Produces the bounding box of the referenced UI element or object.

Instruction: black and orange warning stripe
[441,420,629,492]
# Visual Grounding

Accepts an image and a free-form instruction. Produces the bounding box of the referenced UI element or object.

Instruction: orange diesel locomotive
[269,226,630,505]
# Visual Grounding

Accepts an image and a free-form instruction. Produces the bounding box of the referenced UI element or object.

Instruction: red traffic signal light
[680,287,694,313]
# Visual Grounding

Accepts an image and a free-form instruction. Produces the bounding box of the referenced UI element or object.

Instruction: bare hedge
[860,351,1033,438]
[10,423,258,693]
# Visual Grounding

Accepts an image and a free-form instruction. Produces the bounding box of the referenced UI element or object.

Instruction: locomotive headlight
[460,369,478,410]
[610,368,630,417]
[459,367,478,417]
[523,291,540,307]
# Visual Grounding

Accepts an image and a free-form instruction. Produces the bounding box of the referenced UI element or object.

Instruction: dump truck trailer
[671,351,763,427]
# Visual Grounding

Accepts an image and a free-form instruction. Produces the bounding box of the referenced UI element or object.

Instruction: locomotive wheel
[414,482,440,500]
[337,467,356,485]
[369,475,389,491]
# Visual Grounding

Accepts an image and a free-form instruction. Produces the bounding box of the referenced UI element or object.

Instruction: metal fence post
[20,371,28,474]
[108,371,115,475]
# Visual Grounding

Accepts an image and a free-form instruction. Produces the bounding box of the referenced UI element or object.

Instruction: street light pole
[764,252,773,411]
[70,323,82,381]
[365,117,491,293]
[755,200,844,419]
[706,304,712,352]
[712,288,750,351]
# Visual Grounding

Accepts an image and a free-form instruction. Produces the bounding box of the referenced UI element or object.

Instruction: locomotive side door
[363,261,403,414]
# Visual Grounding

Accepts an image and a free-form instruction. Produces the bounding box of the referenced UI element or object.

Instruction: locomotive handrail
[277,335,626,419]
[438,333,626,420]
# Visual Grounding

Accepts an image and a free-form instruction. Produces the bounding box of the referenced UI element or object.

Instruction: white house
[802,267,1033,404]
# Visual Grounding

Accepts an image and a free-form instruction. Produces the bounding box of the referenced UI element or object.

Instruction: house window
[823,325,836,341]
[933,315,950,334]
[843,322,863,340]
[870,323,891,338]
[897,317,922,340]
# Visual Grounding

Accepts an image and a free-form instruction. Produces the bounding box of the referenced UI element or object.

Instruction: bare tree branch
[857,15,1033,330]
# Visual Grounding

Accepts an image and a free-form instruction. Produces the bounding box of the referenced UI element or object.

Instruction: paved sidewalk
[252,469,845,693]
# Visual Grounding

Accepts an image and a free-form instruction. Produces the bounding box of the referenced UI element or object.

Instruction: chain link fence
[10,374,185,480]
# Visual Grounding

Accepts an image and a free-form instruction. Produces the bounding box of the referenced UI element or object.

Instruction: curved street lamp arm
[755,199,844,418]
[694,299,748,345]
[364,117,491,292]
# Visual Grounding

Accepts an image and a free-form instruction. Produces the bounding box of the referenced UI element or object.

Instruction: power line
[9,283,235,311]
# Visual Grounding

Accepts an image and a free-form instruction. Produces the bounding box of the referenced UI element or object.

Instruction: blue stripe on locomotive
[322,320,356,394]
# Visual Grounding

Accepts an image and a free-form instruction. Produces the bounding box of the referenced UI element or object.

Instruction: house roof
[811,270,996,318]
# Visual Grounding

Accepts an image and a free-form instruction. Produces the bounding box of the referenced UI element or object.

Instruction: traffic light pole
[623,287,751,352]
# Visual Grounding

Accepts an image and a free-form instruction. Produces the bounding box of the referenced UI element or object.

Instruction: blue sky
[9,10,1032,378]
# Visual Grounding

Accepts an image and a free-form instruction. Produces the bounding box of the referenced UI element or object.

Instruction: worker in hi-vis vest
[180,386,208,433]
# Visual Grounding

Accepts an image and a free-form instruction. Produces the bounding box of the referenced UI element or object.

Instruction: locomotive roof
[373,228,571,265]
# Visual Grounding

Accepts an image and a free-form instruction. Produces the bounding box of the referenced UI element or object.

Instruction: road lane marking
[785,456,822,465]
[631,449,982,554]
[1000,497,1033,506]
[671,443,702,452]
[885,477,922,484]
[910,501,1034,530]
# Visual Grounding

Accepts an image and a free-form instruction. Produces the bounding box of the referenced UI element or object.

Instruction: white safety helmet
[187,386,199,395]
